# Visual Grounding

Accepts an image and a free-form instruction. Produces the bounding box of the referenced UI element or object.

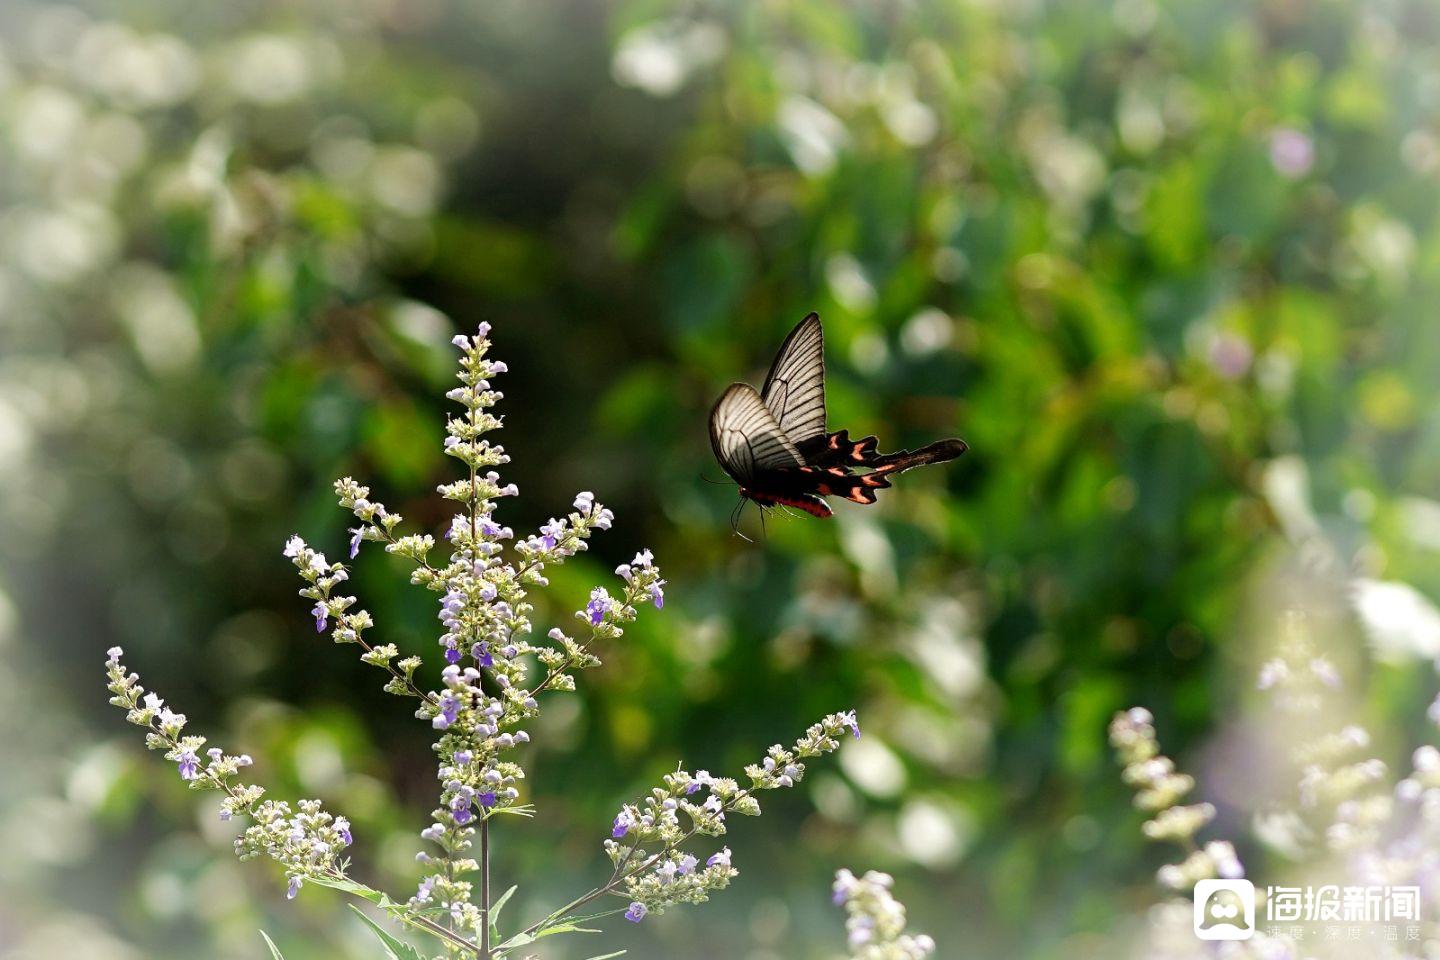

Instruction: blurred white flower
[369,146,442,217]
[1261,456,1320,543]
[1352,579,1440,662]
[224,34,315,104]
[1398,498,1440,552]
[900,308,954,357]
[779,95,849,175]
[611,20,725,98]
[896,798,970,868]
[826,252,876,313]
[110,263,200,374]
[11,85,87,163]
[840,735,907,799]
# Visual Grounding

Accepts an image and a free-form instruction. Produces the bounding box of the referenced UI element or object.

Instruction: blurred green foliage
[2,0,1439,958]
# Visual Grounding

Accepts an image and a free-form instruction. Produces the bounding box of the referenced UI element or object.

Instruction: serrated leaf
[259,931,287,960]
[349,904,427,960]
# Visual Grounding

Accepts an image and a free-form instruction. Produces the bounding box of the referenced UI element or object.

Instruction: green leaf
[259,931,286,960]
[487,884,519,943]
[582,952,627,960]
[308,874,386,905]
[349,905,427,960]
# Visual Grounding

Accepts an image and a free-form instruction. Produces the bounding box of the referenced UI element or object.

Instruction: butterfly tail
[871,438,968,476]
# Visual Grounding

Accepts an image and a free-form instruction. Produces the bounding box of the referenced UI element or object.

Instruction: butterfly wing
[709,383,804,487]
[760,313,827,448]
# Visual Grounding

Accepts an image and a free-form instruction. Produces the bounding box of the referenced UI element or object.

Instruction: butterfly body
[709,313,966,523]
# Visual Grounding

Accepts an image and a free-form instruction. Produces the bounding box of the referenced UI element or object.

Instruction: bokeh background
[3,0,1440,957]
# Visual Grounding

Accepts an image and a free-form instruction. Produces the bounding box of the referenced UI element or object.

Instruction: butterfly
[709,312,967,524]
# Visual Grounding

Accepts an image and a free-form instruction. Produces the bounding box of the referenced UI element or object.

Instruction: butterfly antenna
[759,504,768,542]
[700,472,734,486]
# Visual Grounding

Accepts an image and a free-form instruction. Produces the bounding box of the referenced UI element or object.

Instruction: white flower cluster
[831,869,935,960]
[606,711,860,922]
[1109,707,1240,889]
[107,324,855,955]
[278,324,667,938]
[236,799,354,900]
[1258,614,1391,852]
[104,647,351,897]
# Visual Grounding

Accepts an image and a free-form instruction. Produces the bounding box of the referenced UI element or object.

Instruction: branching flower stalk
[105,323,857,960]
[832,869,935,960]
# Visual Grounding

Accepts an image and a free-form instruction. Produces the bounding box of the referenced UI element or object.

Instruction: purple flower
[444,644,462,665]
[587,588,613,626]
[677,854,698,875]
[1269,127,1314,179]
[649,581,665,609]
[287,876,302,900]
[540,518,564,550]
[335,817,353,846]
[478,791,497,808]
[348,528,363,559]
[176,748,199,781]
[433,693,460,730]
[624,902,647,923]
[840,709,861,740]
[312,602,329,633]
[612,811,632,838]
[706,846,731,869]
[451,795,473,825]
[472,642,494,667]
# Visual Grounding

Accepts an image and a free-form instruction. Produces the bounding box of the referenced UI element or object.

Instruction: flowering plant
[105,324,862,959]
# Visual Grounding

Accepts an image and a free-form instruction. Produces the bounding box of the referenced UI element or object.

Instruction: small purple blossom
[478,791,497,808]
[348,528,363,559]
[444,645,462,665]
[312,602,329,633]
[587,588,613,626]
[624,901,647,923]
[335,817,353,846]
[451,795,473,825]
[1269,127,1314,179]
[612,811,632,838]
[176,748,199,780]
[472,642,494,667]
[433,693,460,730]
[840,709,861,740]
[287,876,302,900]
[707,846,732,869]
[677,854,698,875]
[649,581,665,609]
